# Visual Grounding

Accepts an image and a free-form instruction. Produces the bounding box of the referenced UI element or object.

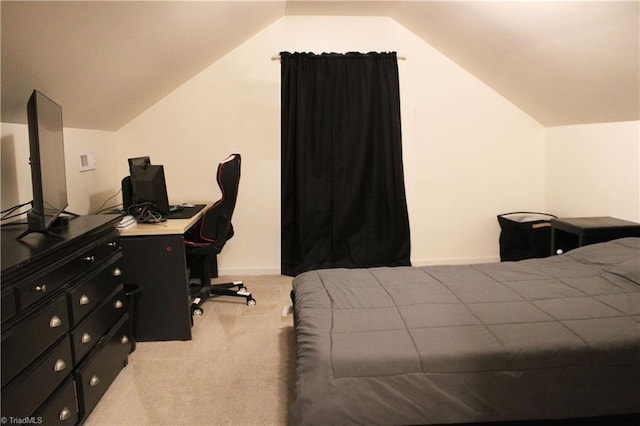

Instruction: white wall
[5,17,635,275]
[1,123,32,210]
[1,122,119,216]
[117,16,545,273]
[545,121,640,221]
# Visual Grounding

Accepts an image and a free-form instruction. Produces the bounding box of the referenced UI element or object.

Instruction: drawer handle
[120,335,129,345]
[107,241,117,248]
[54,359,67,372]
[49,316,62,328]
[59,407,72,421]
[79,295,91,305]
[112,267,122,277]
[114,300,124,309]
[34,284,47,293]
[81,333,92,344]
[83,255,95,262]
[90,375,100,387]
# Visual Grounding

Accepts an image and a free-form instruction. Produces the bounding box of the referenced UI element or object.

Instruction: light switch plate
[80,153,96,172]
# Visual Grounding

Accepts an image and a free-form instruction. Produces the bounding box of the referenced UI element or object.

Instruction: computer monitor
[122,156,152,211]
[129,164,170,215]
[128,156,151,171]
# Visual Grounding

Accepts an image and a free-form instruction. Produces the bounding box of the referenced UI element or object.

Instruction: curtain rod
[271,54,406,61]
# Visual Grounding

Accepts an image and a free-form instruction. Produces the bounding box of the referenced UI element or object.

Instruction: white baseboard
[411,256,500,267]
[218,266,282,276]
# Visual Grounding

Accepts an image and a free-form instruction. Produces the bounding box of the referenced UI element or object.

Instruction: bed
[289,238,640,425]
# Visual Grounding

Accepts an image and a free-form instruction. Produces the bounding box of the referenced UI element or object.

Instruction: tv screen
[20,90,70,238]
[130,164,170,215]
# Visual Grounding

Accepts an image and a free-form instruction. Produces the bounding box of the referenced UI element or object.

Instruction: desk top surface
[551,216,640,230]
[118,203,210,236]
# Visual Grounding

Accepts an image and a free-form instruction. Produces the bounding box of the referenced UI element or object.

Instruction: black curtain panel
[280,52,411,276]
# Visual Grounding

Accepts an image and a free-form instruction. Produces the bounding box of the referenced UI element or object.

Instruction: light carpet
[85,275,295,426]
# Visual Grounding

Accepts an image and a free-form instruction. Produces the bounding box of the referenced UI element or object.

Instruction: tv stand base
[16,210,81,240]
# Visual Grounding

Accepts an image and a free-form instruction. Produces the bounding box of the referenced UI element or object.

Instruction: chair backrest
[198,153,241,249]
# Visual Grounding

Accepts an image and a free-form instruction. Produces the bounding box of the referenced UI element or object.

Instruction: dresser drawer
[2,286,17,323]
[16,256,86,312]
[34,376,78,426]
[75,314,131,419]
[68,258,123,325]
[14,230,121,313]
[1,336,73,418]
[1,295,69,386]
[84,230,121,263]
[70,285,126,364]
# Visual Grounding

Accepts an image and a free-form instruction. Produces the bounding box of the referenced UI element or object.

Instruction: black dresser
[1,215,132,425]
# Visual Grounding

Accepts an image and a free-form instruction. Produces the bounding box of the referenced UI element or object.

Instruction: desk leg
[120,235,192,341]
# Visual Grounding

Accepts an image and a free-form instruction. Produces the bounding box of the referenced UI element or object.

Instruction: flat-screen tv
[18,90,72,239]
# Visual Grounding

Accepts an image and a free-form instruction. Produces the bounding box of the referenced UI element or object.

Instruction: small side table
[550,216,640,255]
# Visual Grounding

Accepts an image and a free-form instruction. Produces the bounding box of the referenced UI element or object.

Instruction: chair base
[190,280,256,316]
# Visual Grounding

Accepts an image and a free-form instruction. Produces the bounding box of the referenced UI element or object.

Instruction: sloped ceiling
[1,1,638,130]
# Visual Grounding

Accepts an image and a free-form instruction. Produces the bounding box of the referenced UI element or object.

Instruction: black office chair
[185,153,255,316]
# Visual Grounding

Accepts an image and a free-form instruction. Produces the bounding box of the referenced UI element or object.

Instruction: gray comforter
[290,238,640,425]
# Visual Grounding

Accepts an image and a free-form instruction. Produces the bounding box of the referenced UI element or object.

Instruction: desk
[118,205,208,341]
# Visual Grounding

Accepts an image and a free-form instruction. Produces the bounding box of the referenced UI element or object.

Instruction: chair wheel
[192,307,204,316]
[247,298,256,307]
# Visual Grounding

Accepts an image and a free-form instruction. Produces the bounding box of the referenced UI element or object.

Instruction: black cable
[1,200,31,215]
[1,201,32,221]
[95,204,124,215]
[127,202,165,223]
[91,189,123,215]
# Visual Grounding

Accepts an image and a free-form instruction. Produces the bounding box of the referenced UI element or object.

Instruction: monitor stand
[16,210,80,240]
